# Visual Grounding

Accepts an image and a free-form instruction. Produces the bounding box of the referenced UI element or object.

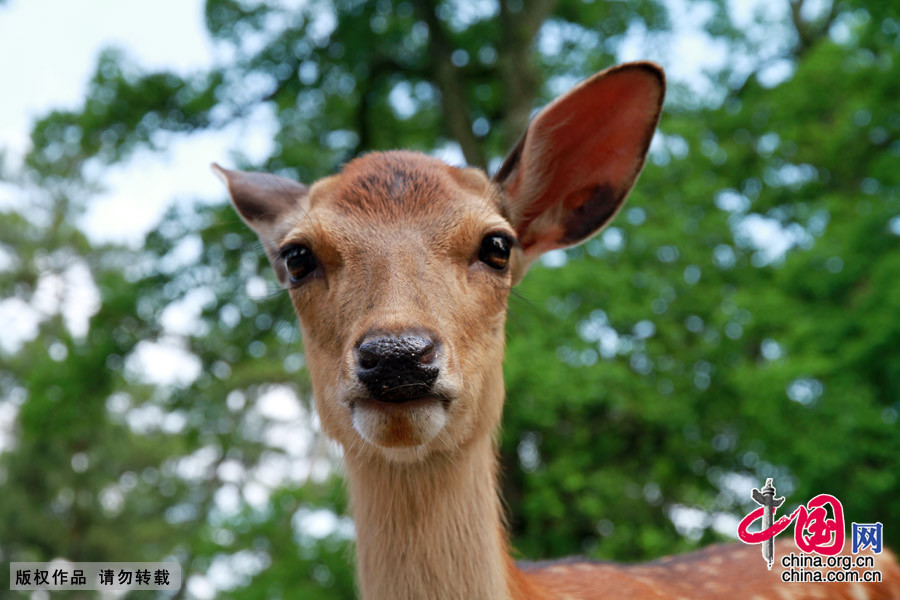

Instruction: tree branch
[411,0,487,169]
[789,0,838,56]
[498,0,556,151]
[731,0,839,99]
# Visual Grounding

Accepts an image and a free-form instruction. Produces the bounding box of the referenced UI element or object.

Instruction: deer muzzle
[355,332,440,402]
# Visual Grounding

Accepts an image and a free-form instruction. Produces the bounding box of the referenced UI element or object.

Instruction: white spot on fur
[547,566,569,574]
[775,588,796,600]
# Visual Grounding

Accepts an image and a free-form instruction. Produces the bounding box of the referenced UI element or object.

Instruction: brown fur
[522,542,900,599]
[215,62,900,599]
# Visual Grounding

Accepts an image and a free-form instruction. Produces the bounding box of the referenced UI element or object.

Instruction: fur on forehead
[323,151,496,218]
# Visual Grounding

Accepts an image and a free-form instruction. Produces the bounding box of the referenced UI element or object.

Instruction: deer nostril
[417,346,436,365]
[358,349,379,370]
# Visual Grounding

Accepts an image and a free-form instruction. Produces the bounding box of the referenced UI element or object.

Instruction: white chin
[351,400,448,460]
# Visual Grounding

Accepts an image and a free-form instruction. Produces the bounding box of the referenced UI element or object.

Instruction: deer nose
[355,333,439,402]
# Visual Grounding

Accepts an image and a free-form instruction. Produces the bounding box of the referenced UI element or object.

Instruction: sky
[0,0,275,246]
[0,0,278,390]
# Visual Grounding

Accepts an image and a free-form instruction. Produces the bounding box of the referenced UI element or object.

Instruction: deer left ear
[494,62,665,263]
[212,163,309,285]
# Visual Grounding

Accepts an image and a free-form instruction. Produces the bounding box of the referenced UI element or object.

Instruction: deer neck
[344,434,515,600]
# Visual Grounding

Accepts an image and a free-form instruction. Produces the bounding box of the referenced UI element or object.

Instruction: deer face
[278,152,518,461]
[216,62,665,463]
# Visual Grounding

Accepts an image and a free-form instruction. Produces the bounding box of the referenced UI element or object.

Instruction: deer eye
[282,245,317,283]
[478,234,512,271]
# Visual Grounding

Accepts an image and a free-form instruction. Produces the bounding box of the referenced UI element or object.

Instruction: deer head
[214,62,665,465]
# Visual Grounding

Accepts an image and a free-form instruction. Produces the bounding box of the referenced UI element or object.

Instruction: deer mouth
[349,393,452,450]
[354,388,453,407]
[361,381,440,404]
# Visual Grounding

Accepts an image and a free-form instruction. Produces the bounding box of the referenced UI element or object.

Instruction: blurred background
[1,0,898,597]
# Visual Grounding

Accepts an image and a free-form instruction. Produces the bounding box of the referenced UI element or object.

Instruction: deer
[213,62,900,599]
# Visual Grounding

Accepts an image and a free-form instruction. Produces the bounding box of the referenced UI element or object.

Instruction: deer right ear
[494,62,665,266]
[211,163,308,235]
[211,163,309,285]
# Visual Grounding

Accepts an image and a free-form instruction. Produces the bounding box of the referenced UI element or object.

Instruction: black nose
[356,333,439,402]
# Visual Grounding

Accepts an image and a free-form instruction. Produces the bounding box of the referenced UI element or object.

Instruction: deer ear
[211,163,309,285]
[211,163,308,234]
[494,62,665,261]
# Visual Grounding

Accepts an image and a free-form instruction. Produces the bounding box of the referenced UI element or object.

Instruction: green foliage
[27,49,221,181]
[1,0,899,597]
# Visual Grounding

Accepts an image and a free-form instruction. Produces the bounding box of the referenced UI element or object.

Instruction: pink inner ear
[512,67,663,251]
